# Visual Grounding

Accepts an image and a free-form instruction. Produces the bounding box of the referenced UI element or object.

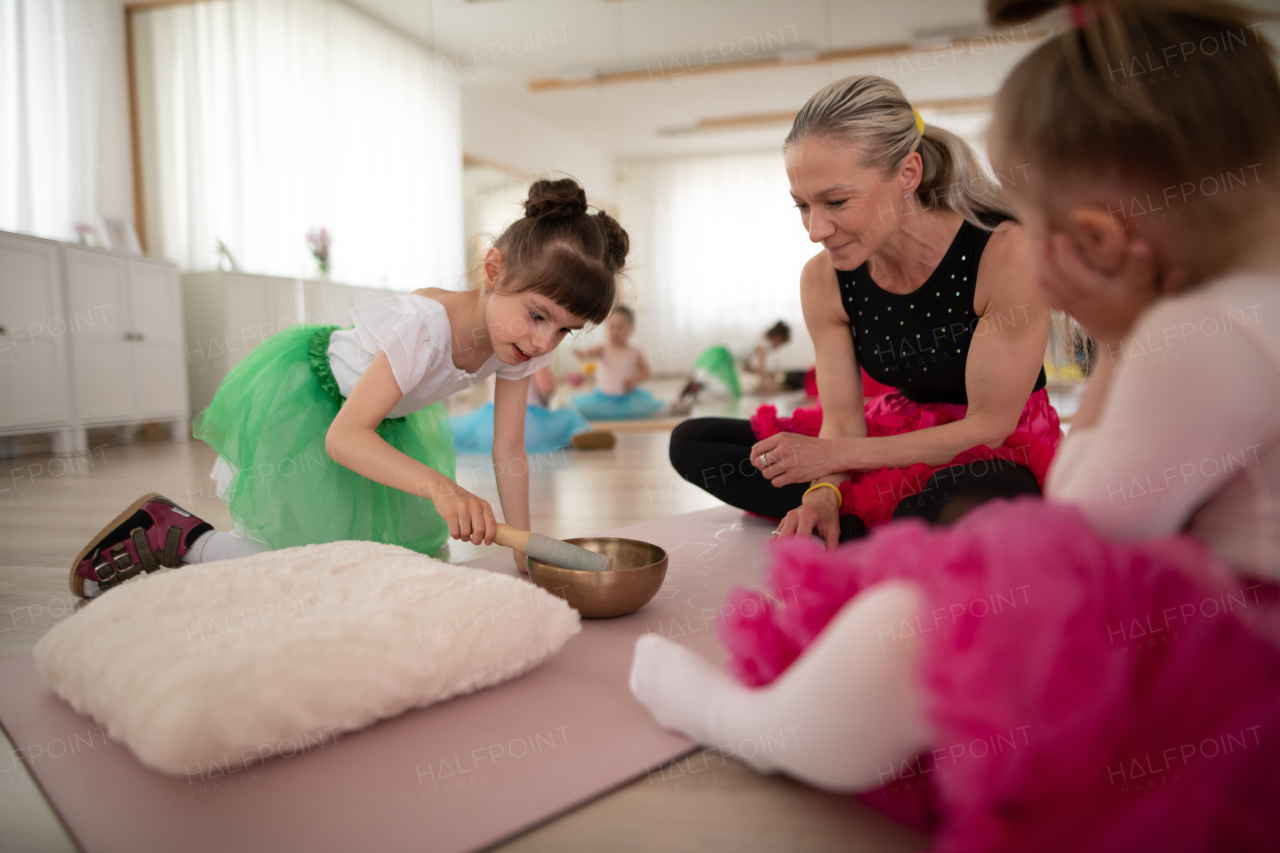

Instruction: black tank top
[836,216,1047,405]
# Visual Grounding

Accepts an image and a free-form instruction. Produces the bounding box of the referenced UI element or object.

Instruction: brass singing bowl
[526,537,668,619]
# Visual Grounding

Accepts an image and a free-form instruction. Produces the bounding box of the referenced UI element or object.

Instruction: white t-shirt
[1046,272,1280,580]
[327,295,551,419]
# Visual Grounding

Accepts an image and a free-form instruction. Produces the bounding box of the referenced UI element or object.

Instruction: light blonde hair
[992,0,1280,231]
[786,75,1014,229]
[992,0,1280,371]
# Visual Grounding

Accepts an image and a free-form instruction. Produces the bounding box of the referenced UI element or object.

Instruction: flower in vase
[73,222,95,246]
[306,228,332,276]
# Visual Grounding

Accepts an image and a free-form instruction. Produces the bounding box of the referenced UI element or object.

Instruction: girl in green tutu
[69,178,628,598]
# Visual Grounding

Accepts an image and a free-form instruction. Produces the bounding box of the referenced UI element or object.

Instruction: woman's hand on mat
[750,433,839,486]
[433,486,497,546]
[775,489,841,550]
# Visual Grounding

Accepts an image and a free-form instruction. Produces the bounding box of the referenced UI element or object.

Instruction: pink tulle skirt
[750,388,1061,526]
[719,499,1280,851]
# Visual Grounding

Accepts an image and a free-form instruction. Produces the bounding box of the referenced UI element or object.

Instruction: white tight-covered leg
[183,531,264,564]
[630,579,932,792]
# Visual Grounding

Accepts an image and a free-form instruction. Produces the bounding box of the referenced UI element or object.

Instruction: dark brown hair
[766,320,791,343]
[491,178,628,324]
[992,1,1280,227]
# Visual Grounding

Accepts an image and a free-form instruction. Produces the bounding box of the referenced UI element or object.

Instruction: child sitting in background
[572,305,664,420]
[632,2,1280,849]
[743,321,806,393]
[676,320,807,410]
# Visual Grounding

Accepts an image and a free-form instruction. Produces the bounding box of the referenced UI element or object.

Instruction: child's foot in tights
[71,494,262,598]
[630,581,934,792]
[629,634,741,745]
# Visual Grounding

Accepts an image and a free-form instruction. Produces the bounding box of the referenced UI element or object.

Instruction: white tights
[183,530,264,563]
[629,580,932,792]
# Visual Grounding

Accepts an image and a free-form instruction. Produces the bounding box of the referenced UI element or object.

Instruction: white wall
[461,90,617,208]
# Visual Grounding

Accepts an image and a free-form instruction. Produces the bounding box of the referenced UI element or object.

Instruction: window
[131,0,463,289]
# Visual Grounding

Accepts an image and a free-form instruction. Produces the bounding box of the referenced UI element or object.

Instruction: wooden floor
[0,383,933,852]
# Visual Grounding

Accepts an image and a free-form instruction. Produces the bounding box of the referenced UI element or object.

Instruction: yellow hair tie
[803,481,843,509]
[912,107,925,136]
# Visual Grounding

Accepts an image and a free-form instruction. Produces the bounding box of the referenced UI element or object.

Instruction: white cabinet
[182,271,302,414]
[0,233,74,436]
[1,229,409,456]
[183,271,397,414]
[63,249,133,421]
[0,231,188,456]
[129,258,189,419]
[62,248,189,431]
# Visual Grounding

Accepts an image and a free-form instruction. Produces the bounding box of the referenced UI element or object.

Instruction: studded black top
[836,216,1047,405]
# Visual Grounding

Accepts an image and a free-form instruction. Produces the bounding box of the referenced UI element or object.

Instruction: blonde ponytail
[786,75,1013,229]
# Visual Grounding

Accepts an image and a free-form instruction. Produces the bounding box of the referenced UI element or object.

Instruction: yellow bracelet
[802,481,843,509]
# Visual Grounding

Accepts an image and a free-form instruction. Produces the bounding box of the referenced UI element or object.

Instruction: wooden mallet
[494,523,613,572]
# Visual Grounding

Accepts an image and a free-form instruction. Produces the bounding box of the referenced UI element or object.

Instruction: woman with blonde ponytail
[670,74,1059,547]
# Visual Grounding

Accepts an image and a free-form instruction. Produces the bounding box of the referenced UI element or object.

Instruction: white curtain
[620,151,818,375]
[132,0,463,290]
[0,0,107,239]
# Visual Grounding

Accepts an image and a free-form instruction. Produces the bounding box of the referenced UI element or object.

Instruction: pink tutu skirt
[719,499,1280,852]
[750,388,1061,526]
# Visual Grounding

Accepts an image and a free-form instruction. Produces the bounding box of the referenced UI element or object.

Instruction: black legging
[669,417,1041,541]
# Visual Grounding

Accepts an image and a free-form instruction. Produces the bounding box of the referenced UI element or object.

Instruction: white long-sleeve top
[1046,272,1280,580]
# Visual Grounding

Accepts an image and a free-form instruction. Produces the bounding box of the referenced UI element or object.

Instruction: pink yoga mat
[0,507,775,853]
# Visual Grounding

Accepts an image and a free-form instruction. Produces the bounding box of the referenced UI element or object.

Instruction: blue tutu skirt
[572,388,664,420]
[193,324,454,555]
[450,403,591,455]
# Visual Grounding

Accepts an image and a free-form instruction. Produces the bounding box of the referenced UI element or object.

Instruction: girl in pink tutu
[632,1,1280,850]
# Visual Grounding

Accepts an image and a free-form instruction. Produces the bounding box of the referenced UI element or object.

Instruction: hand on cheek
[1039,232,1160,343]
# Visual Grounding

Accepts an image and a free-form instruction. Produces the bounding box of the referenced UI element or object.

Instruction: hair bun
[524,178,589,219]
[595,210,630,273]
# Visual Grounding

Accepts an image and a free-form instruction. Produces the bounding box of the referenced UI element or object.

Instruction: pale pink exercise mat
[0,507,772,853]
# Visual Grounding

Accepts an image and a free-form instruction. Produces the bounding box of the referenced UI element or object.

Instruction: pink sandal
[70,493,212,598]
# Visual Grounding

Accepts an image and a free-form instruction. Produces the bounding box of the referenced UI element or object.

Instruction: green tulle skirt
[193,324,454,555]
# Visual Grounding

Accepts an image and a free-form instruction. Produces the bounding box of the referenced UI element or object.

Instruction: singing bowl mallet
[494,523,613,572]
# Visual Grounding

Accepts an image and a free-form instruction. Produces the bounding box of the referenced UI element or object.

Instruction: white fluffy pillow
[35,541,580,776]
